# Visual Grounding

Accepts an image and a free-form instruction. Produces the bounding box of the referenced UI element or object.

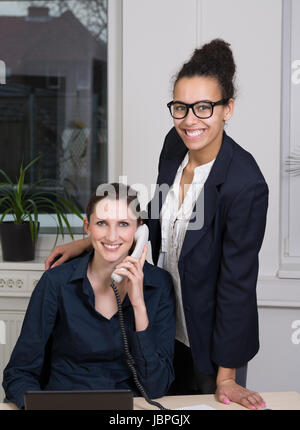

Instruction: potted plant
[0,155,83,261]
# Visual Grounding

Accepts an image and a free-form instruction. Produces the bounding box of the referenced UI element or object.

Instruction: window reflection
[0,1,107,213]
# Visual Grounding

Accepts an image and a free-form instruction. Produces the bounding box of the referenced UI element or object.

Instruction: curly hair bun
[175,39,236,100]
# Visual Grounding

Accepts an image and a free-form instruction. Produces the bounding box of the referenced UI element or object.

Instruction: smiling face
[173,76,234,161]
[84,198,138,265]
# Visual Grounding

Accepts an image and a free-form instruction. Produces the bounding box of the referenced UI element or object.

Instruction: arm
[2,272,59,409]
[44,236,92,270]
[114,248,175,398]
[126,272,176,398]
[212,181,269,408]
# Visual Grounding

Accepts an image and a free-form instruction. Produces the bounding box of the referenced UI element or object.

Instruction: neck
[88,252,120,290]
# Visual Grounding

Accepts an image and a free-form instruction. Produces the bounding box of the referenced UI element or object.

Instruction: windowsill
[257,276,300,308]
[0,259,45,271]
[277,264,300,279]
[0,232,88,261]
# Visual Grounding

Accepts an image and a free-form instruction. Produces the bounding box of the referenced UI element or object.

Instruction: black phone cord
[110,280,168,410]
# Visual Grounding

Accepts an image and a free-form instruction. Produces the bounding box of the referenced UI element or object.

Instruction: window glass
[0,1,107,225]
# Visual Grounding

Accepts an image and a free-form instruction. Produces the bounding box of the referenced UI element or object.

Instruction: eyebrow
[95,217,131,221]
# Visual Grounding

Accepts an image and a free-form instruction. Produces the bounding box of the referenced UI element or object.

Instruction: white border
[278,0,300,278]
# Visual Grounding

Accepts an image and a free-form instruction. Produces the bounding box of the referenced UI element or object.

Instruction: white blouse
[157,152,215,347]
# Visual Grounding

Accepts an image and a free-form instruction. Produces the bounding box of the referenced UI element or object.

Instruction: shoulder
[221,134,269,201]
[226,134,267,185]
[42,254,88,289]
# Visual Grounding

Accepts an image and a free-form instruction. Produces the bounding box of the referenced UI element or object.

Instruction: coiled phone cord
[110,280,168,410]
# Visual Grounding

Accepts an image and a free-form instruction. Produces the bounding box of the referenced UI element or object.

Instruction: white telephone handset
[111,224,149,283]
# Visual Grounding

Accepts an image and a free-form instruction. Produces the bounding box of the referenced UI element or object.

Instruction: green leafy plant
[0,155,83,244]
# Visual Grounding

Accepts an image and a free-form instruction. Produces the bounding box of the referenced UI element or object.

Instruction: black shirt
[3,252,176,409]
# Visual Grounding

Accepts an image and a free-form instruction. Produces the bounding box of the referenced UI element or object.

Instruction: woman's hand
[44,237,92,270]
[113,245,148,331]
[215,378,266,410]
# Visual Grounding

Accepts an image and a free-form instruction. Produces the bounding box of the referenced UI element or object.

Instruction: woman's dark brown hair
[174,38,236,100]
[85,182,142,225]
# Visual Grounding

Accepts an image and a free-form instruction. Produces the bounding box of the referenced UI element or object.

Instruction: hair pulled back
[174,39,236,100]
[86,182,142,225]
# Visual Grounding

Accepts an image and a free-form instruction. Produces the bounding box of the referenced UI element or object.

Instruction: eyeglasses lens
[170,102,213,119]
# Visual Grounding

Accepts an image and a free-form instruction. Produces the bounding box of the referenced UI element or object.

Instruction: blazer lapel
[148,143,187,265]
[179,132,234,260]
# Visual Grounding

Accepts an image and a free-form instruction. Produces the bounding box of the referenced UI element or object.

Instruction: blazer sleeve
[211,180,269,368]
[2,272,59,409]
[126,272,175,398]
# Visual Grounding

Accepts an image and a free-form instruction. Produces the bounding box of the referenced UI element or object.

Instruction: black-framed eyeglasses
[167,98,229,119]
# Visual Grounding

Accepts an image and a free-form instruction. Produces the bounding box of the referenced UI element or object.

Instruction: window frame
[279,0,300,278]
[0,0,123,245]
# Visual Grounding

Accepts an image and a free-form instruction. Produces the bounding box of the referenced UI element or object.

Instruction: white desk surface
[0,392,299,411]
[134,391,300,410]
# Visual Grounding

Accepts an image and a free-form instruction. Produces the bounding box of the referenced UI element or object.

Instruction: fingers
[115,260,140,279]
[122,245,147,268]
[44,251,62,270]
[237,390,266,410]
[217,382,266,410]
[217,393,230,405]
[48,254,69,269]
[139,244,148,267]
[44,248,69,270]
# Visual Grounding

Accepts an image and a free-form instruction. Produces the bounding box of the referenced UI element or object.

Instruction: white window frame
[279,0,300,278]
[0,0,123,258]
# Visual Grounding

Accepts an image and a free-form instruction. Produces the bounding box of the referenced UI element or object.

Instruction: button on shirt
[157,152,215,347]
[3,252,175,409]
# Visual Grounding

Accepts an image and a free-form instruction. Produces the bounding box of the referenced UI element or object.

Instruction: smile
[102,243,122,250]
[184,129,206,137]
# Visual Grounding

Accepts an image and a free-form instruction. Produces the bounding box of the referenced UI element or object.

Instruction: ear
[83,218,90,235]
[223,98,235,121]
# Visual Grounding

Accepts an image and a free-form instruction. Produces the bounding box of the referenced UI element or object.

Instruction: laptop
[24,390,133,410]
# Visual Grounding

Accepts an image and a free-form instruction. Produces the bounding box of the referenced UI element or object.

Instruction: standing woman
[147,39,268,409]
[45,39,268,409]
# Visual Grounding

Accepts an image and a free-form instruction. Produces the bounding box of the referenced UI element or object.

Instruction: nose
[182,107,206,128]
[106,226,119,243]
[183,107,199,125]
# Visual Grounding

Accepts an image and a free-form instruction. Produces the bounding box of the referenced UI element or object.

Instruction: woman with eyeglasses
[45,39,268,409]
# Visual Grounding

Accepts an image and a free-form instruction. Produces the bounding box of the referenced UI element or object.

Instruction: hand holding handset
[111,224,149,283]
[109,223,166,410]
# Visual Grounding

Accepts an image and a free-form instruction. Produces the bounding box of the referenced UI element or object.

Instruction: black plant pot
[0,222,39,261]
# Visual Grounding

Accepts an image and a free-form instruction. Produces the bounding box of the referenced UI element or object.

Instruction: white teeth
[186,129,205,137]
[103,244,121,249]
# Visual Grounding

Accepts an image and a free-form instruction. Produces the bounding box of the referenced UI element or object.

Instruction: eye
[195,102,211,112]
[119,221,129,227]
[96,220,106,226]
[173,103,187,112]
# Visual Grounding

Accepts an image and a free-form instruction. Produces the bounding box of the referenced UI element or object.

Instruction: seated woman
[2,183,176,409]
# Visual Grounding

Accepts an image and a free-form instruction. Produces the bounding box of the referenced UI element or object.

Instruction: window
[279,0,300,277]
[0,1,108,231]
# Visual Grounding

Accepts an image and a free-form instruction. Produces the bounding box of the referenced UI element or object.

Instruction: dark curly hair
[174,39,236,100]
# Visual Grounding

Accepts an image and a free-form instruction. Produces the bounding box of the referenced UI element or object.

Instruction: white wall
[122,0,282,276]
[120,0,300,394]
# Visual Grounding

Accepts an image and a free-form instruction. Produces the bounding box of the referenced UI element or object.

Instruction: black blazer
[147,128,269,374]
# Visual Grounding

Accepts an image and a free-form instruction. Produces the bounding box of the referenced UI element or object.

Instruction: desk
[0,392,299,410]
[134,392,300,410]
